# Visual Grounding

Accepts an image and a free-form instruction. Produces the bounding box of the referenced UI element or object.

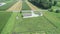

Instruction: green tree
[53,1,57,6]
[55,10,60,13]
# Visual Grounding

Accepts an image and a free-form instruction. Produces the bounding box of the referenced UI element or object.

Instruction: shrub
[56,2,60,7]
[48,9,53,12]
[53,1,57,6]
[20,11,22,13]
[55,10,60,13]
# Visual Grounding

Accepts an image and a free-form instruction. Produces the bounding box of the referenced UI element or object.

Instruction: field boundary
[1,12,18,34]
[7,1,22,11]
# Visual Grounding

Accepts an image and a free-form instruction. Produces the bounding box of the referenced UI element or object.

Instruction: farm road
[7,1,22,11]
[26,1,47,11]
[26,1,40,11]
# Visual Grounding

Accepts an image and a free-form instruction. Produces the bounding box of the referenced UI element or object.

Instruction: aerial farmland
[0,0,60,34]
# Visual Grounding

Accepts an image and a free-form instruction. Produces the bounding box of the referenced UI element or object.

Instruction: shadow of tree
[30,1,51,9]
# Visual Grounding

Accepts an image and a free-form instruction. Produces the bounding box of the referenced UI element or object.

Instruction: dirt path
[26,1,40,11]
[7,1,22,11]
[26,1,47,12]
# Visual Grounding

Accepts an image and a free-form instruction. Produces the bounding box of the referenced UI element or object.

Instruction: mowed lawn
[0,12,12,33]
[43,11,60,34]
[0,0,17,11]
[0,0,60,34]
[12,13,59,34]
[43,1,60,28]
[11,1,60,34]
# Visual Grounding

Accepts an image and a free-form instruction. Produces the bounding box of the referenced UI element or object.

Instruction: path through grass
[1,12,18,34]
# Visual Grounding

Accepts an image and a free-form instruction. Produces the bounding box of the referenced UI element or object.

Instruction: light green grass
[0,11,12,33]
[43,11,60,34]
[10,2,60,34]
[1,12,18,34]
[22,2,31,10]
[10,12,58,34]
[44,11,60,28]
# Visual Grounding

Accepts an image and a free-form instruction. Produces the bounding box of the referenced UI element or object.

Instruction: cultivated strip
[7,1,22,11]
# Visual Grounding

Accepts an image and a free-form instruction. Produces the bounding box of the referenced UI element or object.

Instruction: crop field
[0,0,60,34]
[44,11,60,26]
[0,0,17,11]
[12,14,59,34]
[11,1,60,34]
[12,9,60,34]
[0,11,12,33]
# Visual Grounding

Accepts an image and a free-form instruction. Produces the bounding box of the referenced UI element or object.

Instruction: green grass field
[12,11,60,34]
[11,2,60,34]
[13,15,57,34]
[0,0,60,34]
[1,12,60,34]
[0,0,17,11]
[0,11,12,33]
[0,12,18,34]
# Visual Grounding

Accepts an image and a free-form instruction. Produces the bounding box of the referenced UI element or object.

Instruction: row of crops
[0,0,17,34]
[0,0,60,34]
[14,12,59,34]
[0,1,31,34]
[13,1,60,34]
[0,12,12,34]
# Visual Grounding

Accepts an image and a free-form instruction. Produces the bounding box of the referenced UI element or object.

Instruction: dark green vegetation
[48,5,60,13]
[0,12,12,33]
[28,0,57,9]
[0,0,17,11]
[55,10,60,13]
